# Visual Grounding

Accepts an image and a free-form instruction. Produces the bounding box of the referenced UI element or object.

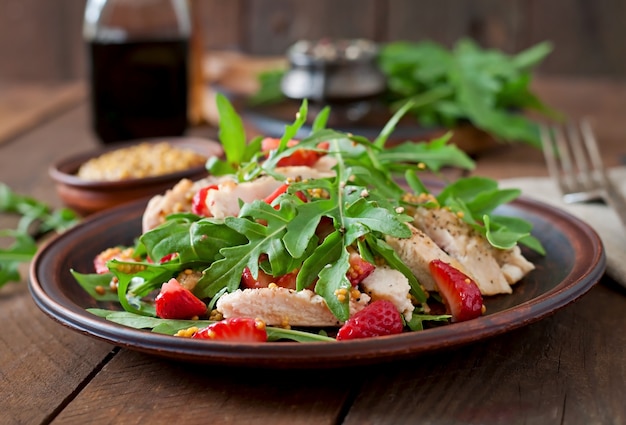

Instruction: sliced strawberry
[261,138,328,167]
[159,252,178,264]
[155,278,207,319]
[241,266,298,290]
[263,183,289,204]
[192,317,267,342]
[191,184,218,217]
[346,249,375,286]
[263,183,307,206]
[336,300,404,341]
[429,259,484,322]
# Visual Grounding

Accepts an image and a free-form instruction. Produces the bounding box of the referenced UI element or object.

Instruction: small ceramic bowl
[49,137,223,215]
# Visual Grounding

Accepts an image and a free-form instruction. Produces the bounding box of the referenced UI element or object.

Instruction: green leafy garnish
[87,309,335,342]
[378,38,558,147]
[1,183,79,287]
[429,175,544,252]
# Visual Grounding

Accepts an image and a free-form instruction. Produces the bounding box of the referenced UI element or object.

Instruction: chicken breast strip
[385,223,472,292]
[216,286,371,327]
[412,207,533,295]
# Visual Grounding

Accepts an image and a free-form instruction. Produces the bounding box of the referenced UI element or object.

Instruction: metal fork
[540,118,626,229]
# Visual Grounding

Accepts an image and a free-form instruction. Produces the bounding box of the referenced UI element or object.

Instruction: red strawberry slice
[429,259,484,322]
[241,266,299,290]
[155,278,207,319]
[263,183,308,206]
[261,138,328,167]
[192,317,267,342]
[191,184,218,217]
[346,249,375,286]
[336,300,404,341]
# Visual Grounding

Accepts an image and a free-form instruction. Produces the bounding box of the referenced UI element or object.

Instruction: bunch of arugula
[74,94,544,341]
[0,184,79,287]
[377,38,558,147]
[250,38,558,147]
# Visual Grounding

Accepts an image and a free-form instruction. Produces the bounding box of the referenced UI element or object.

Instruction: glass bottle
[83,0,191,144]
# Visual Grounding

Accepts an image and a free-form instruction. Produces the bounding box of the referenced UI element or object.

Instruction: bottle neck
[83,0,191,42]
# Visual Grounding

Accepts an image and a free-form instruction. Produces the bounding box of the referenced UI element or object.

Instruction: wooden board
[0,82,86,145]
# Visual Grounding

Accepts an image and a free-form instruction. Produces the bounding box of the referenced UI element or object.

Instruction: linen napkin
[498,166,626,288]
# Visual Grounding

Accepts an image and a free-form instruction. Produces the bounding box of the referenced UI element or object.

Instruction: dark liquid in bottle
[88,39,189,144]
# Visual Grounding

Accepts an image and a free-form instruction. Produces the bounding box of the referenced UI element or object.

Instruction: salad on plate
[73,94,544,343]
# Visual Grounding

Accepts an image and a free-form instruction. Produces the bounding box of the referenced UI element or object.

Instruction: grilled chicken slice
[412,207,533,295]
[360,266,414,321]
[216,287,371,327]
[385,223,472,293]
[142,164,335,231]
[492,244,535,285]
[142,177,205,232]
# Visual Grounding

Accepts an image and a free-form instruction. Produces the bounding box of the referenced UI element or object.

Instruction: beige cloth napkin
[499,166,626,288]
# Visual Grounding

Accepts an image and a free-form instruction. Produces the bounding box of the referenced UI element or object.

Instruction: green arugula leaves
[87,308,336,342]
[0,183,79,287]
[378,38,557,147]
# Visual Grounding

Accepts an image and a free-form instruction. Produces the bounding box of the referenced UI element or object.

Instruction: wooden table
[1,77,626,425]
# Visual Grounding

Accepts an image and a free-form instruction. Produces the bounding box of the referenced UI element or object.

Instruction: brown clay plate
[28,195,605,369]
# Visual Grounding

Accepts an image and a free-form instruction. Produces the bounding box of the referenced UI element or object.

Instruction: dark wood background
[1,0,625,84]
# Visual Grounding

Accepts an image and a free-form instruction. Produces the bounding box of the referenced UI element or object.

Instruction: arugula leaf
[247,69,285,106]
[71,270,120,302]
[88,309,336,342]
[207,93,263,176]
[1,183,79,287]
[423,175,545,253]
[406,312,452,331]
[377,38,556,146]
[377,133,475,172]
[314,245,351,321]
[139,216,246,264]
[105,259,178,316]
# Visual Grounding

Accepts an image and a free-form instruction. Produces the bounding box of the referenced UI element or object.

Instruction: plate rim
[28,194,606,368]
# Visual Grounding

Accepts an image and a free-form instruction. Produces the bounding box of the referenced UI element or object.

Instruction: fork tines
[540,118,608,204]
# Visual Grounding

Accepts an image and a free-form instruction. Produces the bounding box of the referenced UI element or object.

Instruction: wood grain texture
[0,81,86,145]
[193,0,242,50]
[1,0,626,82]
[527,0,626,77]
[0,0,85,81]
[343,282,626,425]
[240,0,381,54]
[52,350,352,424]
[0,283,115,424]
[385,0,527,52]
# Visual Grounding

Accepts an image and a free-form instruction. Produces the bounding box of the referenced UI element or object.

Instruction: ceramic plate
[29,196,605,368]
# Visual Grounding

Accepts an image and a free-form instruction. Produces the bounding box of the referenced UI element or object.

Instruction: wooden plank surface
[241,0,382,54]
[0,81,86,146]
[0,281,117,424]
[52,350,353,424]
[2,0,626,83]
[343,281,626,425]
[528,0,626,77]
[385,0,527,51]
